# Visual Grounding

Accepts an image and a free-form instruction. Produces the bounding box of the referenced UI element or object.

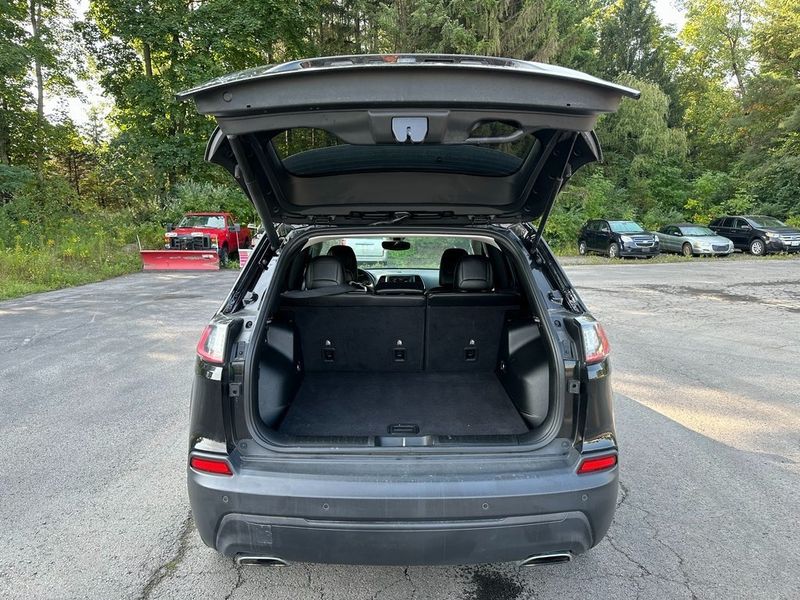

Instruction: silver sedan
[657,224,734,257]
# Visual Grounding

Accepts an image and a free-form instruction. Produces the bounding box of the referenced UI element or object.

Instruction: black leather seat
[327,245,358,283]
[304,255,346,289]
[427,247,468,293]
[280,256,425,371]
[426,255,519,371]
[453,254,493,291]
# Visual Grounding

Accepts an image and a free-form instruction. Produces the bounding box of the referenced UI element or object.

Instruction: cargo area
[250,235,557,445]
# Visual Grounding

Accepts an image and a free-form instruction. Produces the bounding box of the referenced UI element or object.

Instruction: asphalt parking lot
[1,258,798,600]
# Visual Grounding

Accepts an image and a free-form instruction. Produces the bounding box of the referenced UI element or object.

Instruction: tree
[378,0,572,61]
[82,0,317,206]
[596,75,688,216]
[595,0,668,81]
[753,0,800,78]
[680,0,754,98]
[591,0,684,124]
[0,0,31,166]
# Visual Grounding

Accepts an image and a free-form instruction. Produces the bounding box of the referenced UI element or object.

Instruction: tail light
[577,454,617,474]
[577,316,610,365]
[190,456,232,476]
[196,323,227,364]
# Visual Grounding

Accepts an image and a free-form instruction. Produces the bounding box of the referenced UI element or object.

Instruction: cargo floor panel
[278,372,528,437]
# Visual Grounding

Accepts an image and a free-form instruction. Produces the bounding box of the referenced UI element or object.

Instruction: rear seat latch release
[464,339,478,361]
[322,339,335,362]
[393,339,406,362]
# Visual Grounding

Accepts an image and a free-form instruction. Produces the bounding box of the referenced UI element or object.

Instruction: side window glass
[721,218,732,227]
[600,222,610,233]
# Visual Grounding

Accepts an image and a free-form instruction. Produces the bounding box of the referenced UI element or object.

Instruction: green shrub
[161,181,257,226]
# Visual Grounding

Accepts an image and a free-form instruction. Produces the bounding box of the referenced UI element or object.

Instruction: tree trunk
[143,43,153,77]
[0,99,9,166]
[728,39,746,97]
[729,3,747,98]
[29,0,44,120]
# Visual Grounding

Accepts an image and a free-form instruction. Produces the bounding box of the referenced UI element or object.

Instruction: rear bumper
[187,454,618,565]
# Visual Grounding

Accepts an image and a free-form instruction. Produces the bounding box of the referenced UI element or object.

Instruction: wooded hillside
[1,1,798,295]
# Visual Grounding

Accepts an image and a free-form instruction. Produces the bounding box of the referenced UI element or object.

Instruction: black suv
[180,55,638,567]
[578,219,660,258]
[709,215,800,255]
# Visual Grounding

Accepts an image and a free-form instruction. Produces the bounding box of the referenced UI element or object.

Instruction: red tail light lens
[577,454,617,474]
[196,323,226,364]
[190,456,233,475]
[578,317,610,365]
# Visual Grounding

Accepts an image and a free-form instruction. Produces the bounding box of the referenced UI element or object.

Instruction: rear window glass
[317,237,473,269]
[747,216,786,228]
[271,127,538,177]
[680,226,715,236]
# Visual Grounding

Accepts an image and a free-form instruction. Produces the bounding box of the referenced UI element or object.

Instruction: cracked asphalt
[1,258,798,599]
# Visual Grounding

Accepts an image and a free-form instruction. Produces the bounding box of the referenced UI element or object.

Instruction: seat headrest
[454,255,493,291]
[327,245,358,282]
[438,248,468,286]
[305,256,345,289]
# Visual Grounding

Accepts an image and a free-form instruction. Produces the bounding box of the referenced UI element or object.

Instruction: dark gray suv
[180,55,637,567]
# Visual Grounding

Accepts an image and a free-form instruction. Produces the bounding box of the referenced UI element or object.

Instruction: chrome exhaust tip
[235,555,290,567]
[518,552,573,567]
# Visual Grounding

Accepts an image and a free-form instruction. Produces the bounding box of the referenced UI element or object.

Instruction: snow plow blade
[140,250,220,271]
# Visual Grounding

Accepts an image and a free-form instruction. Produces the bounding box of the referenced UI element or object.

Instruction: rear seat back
[426,255,520,371]
[281,256,425,371]
[279,254,519,373]
[426,247,468,293]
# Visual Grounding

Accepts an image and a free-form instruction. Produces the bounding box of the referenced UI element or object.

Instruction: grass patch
[0,246,142,301]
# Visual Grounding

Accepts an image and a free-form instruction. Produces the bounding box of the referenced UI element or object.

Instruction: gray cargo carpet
[278,371,529,437]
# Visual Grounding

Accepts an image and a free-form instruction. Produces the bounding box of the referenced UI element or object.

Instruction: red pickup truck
[165,212,251,263]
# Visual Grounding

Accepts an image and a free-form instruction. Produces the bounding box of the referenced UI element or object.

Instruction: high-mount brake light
[190,456,233,475]
[578,317,611,365]
[577,454,617,475]
[196,323,226,364]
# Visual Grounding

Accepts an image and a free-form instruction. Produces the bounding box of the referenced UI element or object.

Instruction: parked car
[657,223,734,257]
[341,237,387,265]
[167,212,250,263]
[179,54,637,567]
[578,219,660,258]
[708,215,800,256]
